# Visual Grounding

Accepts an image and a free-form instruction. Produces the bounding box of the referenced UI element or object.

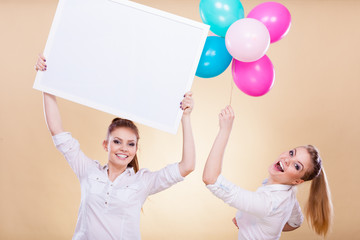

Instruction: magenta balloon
[232,55,275,97]
[247,2,291,43]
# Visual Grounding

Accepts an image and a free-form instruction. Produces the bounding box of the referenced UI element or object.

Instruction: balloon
[247,2,291,43]
[225,18,270,62]
[232,55,275,97]
[199,0,244,37]
[196,36,233,78]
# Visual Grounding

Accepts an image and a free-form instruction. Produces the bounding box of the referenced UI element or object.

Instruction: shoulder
[258,184,295,209]
[137,168,150,174]
[133,168,151,178]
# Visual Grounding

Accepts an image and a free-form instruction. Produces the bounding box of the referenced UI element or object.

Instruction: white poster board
[34,0,209,134]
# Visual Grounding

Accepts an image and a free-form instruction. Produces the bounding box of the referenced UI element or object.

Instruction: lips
[275,160,284,172]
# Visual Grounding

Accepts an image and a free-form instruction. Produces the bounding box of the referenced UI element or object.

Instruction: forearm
[178,115,195,177]
[202,128,231,185]
[43,92,64,136]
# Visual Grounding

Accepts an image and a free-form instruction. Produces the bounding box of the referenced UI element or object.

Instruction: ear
[103,140,108,151]
[291,178,304,185]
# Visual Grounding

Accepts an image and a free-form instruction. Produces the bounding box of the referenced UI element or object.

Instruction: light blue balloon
[200,0,244,37]
[196,36,232,78]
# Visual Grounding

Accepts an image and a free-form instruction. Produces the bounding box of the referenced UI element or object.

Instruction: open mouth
[116,153,128,159]
[275,161,284,172]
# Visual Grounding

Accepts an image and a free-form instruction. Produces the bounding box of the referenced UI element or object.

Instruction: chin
[111,159,130,167]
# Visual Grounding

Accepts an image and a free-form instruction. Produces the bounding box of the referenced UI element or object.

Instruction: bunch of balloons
[196,1,291,97]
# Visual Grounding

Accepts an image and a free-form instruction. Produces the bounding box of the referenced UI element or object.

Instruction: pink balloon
[225,18,270,62]
[247,2,291,43]
[232,55,275,97]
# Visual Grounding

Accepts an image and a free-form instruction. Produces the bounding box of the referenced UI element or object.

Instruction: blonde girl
[203,105,333,239]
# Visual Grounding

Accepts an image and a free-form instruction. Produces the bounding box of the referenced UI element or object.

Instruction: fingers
[232,217,239,229]
[219,105,235,119]
[184,91,192,98]
[39,53,46,61]
[224,106,230,115]
[224,105,234,115]
[180,98,193,110]
[228,105,234,116]
[180,92,194,116]
[34,53,47,71]
[219,105,235,131]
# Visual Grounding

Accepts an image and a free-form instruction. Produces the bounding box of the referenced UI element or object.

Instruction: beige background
[1,0,359,239]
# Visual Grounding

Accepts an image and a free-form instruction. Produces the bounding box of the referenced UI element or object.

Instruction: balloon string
[229,78,234,106]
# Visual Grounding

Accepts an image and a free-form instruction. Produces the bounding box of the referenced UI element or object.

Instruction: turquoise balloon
[200,0,244,37]
[196,36,232,78]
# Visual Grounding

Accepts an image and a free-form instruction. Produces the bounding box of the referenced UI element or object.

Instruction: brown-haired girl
[35,54,195,240]
[203,105,333,239]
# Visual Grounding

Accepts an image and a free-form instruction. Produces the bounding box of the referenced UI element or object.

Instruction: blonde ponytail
[304,167,333,237]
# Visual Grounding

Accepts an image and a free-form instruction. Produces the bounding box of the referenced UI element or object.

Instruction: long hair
[107,118,140,173]
[302,145,333,237]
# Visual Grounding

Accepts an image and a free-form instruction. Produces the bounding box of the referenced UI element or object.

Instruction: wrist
[218,127,232,136]
[182,114,191,120]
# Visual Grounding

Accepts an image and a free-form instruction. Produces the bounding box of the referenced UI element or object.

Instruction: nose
[119,143,128,152]
[284,158,290,166]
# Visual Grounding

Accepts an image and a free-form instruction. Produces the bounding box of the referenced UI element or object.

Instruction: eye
[289,150,294,157]
[129,143,135,147]
[113,139,120,144]
[294,163,300,171]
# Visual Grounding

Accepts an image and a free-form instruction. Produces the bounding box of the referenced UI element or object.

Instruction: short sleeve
[141,163,184,196]
[287,200,304,228]
[52,132,94,179]
[206,175,272,218]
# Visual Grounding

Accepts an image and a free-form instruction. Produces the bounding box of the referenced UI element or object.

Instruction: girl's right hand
[232,217,239,229]
[34,53,47,71]
[219,105,235,132]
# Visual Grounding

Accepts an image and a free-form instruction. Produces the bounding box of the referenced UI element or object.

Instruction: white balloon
[225,18,270,62]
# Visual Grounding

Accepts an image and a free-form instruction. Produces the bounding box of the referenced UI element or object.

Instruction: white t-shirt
[53,132,184,240]
[207,175,303,240]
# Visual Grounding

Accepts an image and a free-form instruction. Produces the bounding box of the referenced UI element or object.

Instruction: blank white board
[34,0,209,134]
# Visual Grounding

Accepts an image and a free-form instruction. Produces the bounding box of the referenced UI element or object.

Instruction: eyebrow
[294,148,297,156]
[298,161,304,170]
[114,137,136,142]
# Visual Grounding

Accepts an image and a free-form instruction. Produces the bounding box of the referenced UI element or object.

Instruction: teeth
[116,154,127,158]
[279,161,284,171]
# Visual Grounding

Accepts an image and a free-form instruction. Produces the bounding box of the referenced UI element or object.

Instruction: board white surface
[34,0,209,134]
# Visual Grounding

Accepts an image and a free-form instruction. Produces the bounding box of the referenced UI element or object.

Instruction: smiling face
[268,147,313,185]
[103,127,138,170]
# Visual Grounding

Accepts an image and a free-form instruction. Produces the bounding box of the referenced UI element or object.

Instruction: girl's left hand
[180,91,194,116]
[219,105,235,132]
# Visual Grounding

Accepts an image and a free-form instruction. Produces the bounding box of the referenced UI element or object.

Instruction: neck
[266,176,280,185]
[107,162,127,182]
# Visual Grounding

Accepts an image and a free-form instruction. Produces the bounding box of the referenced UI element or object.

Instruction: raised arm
[178,92,195,177]
[35,54,64,136]
[202,105,234,185]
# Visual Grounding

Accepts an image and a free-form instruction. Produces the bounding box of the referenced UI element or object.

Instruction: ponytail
[303,146,334,237]
[305,168,333,236]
